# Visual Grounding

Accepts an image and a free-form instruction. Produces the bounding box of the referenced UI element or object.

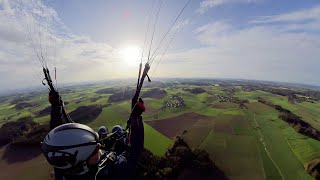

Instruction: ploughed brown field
[146,113,214,139]
[210,102,238,109]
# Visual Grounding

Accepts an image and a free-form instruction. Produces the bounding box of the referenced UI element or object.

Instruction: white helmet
[41,123,99,175]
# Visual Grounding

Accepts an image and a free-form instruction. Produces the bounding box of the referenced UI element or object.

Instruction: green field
[144,123,173,156]
[1,82,320,179]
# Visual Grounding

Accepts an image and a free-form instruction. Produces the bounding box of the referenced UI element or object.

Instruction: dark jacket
[50,103,144,180]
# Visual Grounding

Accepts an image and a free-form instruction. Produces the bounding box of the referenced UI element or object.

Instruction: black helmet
[41,123,99,175]
[98,126,109,140]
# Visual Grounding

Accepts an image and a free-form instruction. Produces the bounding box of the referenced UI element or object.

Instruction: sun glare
[120,46,141,66]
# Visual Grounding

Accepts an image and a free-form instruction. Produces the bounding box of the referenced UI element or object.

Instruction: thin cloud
[172,19,190,31]
[193,21,233,44]
[252,5,320,24]
[197,0,260,14]
[155,14,320,84]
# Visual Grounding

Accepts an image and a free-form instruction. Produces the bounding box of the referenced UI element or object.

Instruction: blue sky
[0,0,320,92]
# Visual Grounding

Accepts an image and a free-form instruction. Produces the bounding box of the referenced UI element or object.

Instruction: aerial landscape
[1,79,320,179]
[0,0,320,180]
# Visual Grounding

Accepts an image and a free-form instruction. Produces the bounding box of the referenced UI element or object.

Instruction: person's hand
[48,91,63,106]
[132,97,145,117]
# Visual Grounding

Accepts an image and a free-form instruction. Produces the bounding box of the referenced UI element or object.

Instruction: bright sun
[119,46,141,66]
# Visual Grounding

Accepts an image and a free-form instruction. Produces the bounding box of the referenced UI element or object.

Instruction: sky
[0,0,320,93]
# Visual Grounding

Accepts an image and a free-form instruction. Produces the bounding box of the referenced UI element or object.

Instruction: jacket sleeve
[50,105,64,130]
[129,95,144,161]
[128,116,144,178]
[129,115,144,163]
[50,103,73,130]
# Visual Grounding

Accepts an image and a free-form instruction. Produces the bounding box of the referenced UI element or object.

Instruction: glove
[132,97,145,117]
[48,91,63,106]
